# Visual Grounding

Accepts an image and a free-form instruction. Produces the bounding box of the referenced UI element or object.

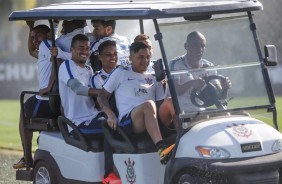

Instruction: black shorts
[24,95,57,118]
[77,112,106,140]
[119,112,143,141]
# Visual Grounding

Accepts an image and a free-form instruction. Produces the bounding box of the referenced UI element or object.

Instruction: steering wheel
[190,75,229,109]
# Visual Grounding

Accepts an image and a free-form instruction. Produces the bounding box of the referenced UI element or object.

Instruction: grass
[227,96,282,127]
[0,100,38,152]
[0,97,281,151]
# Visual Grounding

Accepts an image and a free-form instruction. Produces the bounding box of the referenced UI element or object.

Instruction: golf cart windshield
[159,14,271,119]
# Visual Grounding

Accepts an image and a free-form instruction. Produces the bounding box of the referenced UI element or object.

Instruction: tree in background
[256,0,282,61]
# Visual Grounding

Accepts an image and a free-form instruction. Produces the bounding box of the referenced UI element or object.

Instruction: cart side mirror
[153,59,166,82]
[264,45,278,66]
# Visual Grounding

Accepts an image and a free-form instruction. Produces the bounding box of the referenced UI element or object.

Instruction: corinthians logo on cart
[124,158,136,184]
[227,123,253,138]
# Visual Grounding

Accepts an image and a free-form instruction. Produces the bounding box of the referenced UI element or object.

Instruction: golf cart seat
[102,93,157,154]
[57,116,104,152]
[20,91,60,131]
[102,122,156,153]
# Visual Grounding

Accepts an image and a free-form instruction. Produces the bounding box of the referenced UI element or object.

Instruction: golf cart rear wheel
[33,160,56,184]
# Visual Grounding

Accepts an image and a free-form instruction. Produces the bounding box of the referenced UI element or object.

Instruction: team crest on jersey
[122,65,130,70]
[101,75,107,80]
[125,158,136,184]
[119,44,127,51]
[145,78,153,85]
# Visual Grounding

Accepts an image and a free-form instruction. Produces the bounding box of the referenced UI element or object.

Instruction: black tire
[175,172,210,184]
[278,168,282,184]
[33,160,57,184]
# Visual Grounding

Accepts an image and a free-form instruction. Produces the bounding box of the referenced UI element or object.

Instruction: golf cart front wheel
[33,160,56,184]
[176,173,209,184]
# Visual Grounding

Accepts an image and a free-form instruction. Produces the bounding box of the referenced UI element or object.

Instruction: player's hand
[193,78,206,91]
[219,77,231,100]
[39,88,50,96]
[26,21,35,29]
[222,77,232,90]
[107,113,118,130]
[50,47,58,57]
[53,19,60,24]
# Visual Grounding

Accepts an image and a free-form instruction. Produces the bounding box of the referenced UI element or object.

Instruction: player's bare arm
[97,88,118,130]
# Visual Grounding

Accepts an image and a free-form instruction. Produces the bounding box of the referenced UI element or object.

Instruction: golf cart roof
[9,0,262,21]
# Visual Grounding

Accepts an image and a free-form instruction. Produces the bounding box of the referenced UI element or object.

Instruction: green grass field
[0,100,38,151]
[0,97,281,151]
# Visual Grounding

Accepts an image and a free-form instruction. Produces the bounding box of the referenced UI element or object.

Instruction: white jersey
[37,40,52,100]
[56,28,86,52]
[58,60,99,126]
[169,55,217,112]
[56,28,94,61]
[89,69,110,89]
[90,33,131,66]
[103,65,165,121]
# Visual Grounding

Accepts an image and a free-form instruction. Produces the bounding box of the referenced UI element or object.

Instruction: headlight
[196,146,230,159]
[272,139,282,152]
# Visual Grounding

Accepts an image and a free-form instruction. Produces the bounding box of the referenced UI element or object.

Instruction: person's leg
[13,111,28,169]
[158,98,178,130]
[103,137,121,184]
[21,114,33,162]
[83,113,121,184]
[130,100,162,144]
[13,97,36,169]
[130,100,175,164]
[104,138,114,176]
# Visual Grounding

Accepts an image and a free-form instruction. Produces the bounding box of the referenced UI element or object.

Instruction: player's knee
[142,100,156,111]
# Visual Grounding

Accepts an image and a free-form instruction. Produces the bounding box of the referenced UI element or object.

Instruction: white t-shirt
[89,69,110,89]
[90,33,131,66]
[56,28,94,61]
[55,28,88,61]
[103,65,165,121]
[169,55,217,112]
[37,40,52,100]
[56,27,90,52]
[58,60,99,126]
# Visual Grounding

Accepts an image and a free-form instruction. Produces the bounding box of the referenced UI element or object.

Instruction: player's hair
[98,40,116,54]
[91,19,116,31]
[71,34,89,48]
[68,20,87,28]
[130,41,149,55]
[186,31,205,43]
[134,34,150,42]
[33,24,50,34]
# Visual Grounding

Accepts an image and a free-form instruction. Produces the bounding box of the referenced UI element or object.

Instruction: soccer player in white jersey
[13,24,58,169]
[50,20,91,61]
[159,31,231,128]
[89,40,121,184]
[133,34,156,74]
[98,42,175,165]
[90,40,118,89]
[58,34,105,140]
[89,19,131,71]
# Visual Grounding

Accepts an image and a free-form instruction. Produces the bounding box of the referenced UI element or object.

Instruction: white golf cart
[9,1,282,184]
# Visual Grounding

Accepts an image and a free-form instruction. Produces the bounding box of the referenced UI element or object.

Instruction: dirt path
[0,150,32,184]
